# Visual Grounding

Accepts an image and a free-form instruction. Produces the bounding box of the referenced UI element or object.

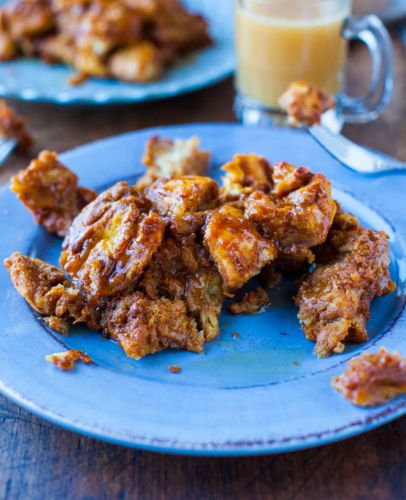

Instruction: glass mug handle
[339,14,393,124]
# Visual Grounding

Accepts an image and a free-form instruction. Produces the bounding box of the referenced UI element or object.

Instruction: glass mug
[235,0,393,130]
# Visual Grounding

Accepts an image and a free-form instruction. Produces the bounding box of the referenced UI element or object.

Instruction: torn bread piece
[11,151,96,237]
[296,214,395,357]
[246,170,336,269]
[4,252,100,331]
[220,154,273,202]
[60,181,166,304]
[279,80,335,127]
[137,136,210,189]
[139,235,223,342]
[204,205,278,293]
[101,291,204,360]
[332,348,406,406]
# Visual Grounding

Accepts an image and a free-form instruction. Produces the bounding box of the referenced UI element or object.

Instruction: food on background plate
[0,0,212,84]
[0,99,33,150]
[5,134,395,360]
[279,80,336,126]
[46,349,92,371]
[333,348,406,407]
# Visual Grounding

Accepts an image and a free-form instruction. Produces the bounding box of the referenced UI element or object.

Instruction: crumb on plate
[169,365,182,374]
[46,350,92,371]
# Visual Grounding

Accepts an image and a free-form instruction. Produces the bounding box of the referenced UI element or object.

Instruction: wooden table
[1,28,405,500]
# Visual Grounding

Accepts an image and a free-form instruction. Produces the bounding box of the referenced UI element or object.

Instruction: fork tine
[0,137,17,166]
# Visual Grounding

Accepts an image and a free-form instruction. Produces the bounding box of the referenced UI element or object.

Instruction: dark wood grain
[0,21,406,500]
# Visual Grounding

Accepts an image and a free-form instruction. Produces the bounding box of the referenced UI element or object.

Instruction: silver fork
[0,137,17,166]
[308,124,406,174]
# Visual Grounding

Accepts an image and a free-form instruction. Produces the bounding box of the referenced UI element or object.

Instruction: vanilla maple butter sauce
[236,0,350,108]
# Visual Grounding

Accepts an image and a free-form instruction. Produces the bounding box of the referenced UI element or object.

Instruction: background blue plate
[0,0,235,104]
[0,124,405,456]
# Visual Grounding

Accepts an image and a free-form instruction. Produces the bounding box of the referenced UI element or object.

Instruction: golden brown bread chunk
[40,33,76,65]
[204,205,278,293]
[60,181,166,304]
[73,1,142,56]
[144,175,219,222]
[0,11,17,60]
[4,252,99,330]
[279,80,335,127]
[46,349,92,370]
[72,46,108,77]
[63,1,143,78]
[122,0,159,18]
[245,171,337,268]
[228,287,269,315]
[139,235,223,341]
[109,41,163,82]
[138,136,211,189]
[150,0,212,55]
[4,0,55,40]
[272,162,313,198]
[220,154,273,202]
[296,214,395,357]
[102,291,204,359]
[0,99,33,150]
[11,151,96,237]
[332,348,406,406]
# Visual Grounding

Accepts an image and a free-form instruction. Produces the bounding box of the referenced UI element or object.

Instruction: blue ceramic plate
[0,0,234,104]
[0,124,405,456]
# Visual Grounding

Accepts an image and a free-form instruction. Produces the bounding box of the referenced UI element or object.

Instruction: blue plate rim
[0,62,235,106]
[0,375,405,457]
